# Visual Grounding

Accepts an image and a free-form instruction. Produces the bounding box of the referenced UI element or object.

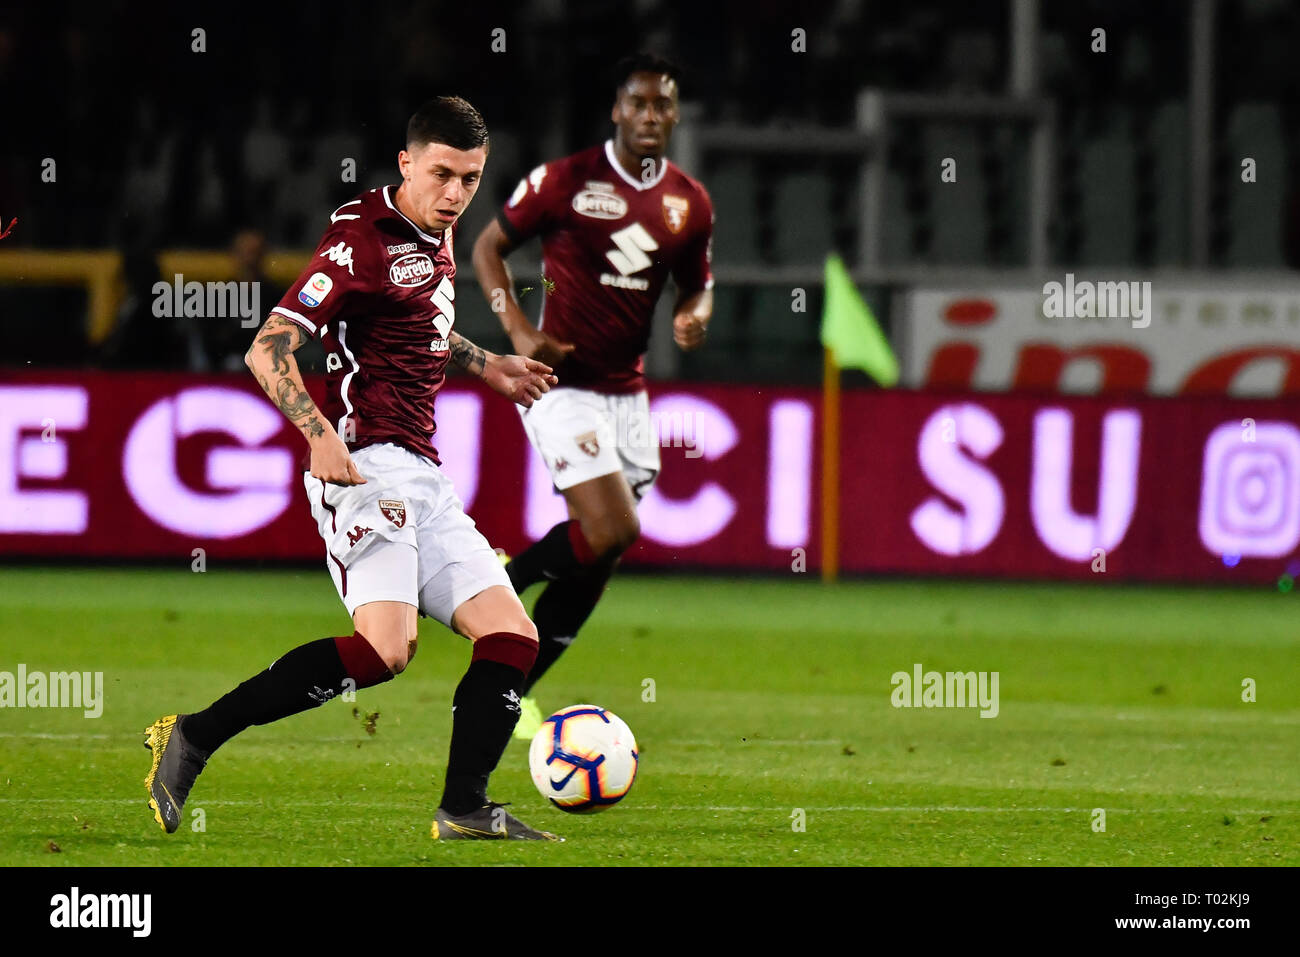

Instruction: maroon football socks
[181,632,392,753]
[438,632,538,815]
[505,520,598,593]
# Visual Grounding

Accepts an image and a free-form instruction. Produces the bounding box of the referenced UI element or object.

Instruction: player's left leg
[414,470,559,841]
[519,472,634,695]
[428,585,557,840]
[510,390,659,703]
[506,387,633,593]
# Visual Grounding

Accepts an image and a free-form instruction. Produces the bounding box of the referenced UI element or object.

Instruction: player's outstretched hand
[310,435,368,486]
[485,354,558,409]
[510,324,576,368]
[673,311,708,351]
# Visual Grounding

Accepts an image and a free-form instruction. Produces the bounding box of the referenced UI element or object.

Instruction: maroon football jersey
[497,140,713,393]
[272,186,459,464]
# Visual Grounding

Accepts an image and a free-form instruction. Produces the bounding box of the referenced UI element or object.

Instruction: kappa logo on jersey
[389,253,434,287]
[346,524,372,547]
[576,431,600,457]
[378,499,407,528]
[553,457,569,472]
[387,242,418,255]
[662,195,690,234]
[508,164,548,208]
[321,241,355,276]
[572,182,627,220]
[299,272,334,308]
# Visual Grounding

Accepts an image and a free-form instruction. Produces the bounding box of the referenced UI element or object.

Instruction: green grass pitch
[0,566,1296,866]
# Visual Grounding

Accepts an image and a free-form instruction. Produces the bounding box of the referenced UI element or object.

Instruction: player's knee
[514,616,539,643]
[605,513,641,557]
[586,512,640,559]
[469,613,537,644]
[379,644,409,675]
[372,627,416,674]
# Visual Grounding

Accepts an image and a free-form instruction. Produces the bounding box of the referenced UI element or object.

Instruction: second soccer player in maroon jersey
[473,55,714,735]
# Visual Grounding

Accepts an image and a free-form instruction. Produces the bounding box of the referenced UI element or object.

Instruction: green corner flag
[819,254,899,386]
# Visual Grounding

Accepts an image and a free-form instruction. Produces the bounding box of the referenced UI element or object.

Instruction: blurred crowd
[2,0,1300,373]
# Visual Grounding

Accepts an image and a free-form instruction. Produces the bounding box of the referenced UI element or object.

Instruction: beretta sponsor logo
[572,183,628,220]
[389,253,435,287]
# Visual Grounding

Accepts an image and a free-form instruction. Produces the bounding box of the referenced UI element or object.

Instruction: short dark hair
[612,54,681,99]
[406,96,489,152]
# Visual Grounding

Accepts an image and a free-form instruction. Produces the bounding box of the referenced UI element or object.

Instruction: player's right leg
[144,587,413,834]
[143,615,400,833]
[143,448,419,834]
[517,472,633,693]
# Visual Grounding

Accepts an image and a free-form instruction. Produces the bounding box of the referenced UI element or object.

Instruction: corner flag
[819,254,898,386]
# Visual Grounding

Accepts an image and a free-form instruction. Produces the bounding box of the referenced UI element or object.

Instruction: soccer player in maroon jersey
[143,97,566,841]
[472,55,713,734]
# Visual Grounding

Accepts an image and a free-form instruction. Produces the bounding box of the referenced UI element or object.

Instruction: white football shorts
[518,386,660,500]
[303,442,510,626]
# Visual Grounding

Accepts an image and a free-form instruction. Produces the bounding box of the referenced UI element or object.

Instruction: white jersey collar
[383,185,443,245]
[605,139,668,191]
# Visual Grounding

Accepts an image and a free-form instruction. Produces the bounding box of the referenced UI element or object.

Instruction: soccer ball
[528,705,638,813]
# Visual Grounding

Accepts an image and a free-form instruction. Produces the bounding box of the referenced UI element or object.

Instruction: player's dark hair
[612,53,682,98]
[406,96,489,152]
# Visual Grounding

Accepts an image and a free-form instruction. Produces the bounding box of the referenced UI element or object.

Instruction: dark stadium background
[6,0,1299,371]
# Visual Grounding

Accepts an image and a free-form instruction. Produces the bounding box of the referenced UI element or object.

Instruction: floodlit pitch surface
[0,567,1295,866]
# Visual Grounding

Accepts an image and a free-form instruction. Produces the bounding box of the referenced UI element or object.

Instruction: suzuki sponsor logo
[389,253,434,287]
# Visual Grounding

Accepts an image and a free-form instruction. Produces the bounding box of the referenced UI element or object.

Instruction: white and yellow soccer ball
[528,705,639,813]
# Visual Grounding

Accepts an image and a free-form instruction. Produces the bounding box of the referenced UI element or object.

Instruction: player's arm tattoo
[255,315,301,375]
[246,315,327,440]
[448,331,488,377]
